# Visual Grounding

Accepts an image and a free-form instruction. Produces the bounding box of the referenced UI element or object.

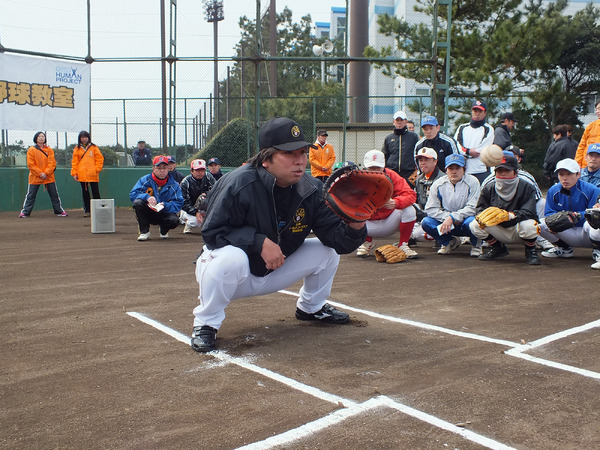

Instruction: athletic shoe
[478,242,509,261]
[183,223,192,234]
[295,303,350,324]
[535,237,555,251]
[470,246,482,257]
[408,237,418,247]
[399,243,418,259]
[191,325,217,352]
[541,246,573,258]
[137,232,151,241]
[437,236,460,255]
[356,241,375,257]
[592,261,600,270]
[160,232,170,239]
[84,212,90,218]
[593,248,600,262]
[55,211,68,217]
[460,236,470,245]
[18,213,29,218]
[525,245,541,265]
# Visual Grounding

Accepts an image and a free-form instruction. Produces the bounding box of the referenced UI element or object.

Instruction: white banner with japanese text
[0,53,90,132]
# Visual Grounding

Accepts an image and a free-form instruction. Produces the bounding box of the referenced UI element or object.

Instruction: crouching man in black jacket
[191,118,366,352]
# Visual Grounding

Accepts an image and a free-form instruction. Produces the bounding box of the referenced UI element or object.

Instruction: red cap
[153,155,169,166]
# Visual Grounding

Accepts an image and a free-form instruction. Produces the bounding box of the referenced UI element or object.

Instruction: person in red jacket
[71,130,104,217]
[356,149,418,258]
[19,131,67,218]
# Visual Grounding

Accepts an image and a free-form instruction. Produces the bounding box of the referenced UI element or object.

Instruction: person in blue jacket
[539,158,600,269]
[129,155,184,241]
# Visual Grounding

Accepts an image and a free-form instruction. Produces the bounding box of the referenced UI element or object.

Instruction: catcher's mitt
[475,206,510,228]
[585,208,600,230]
[374,245,407,264]
[545,210,581,232]
[323,166,394,223]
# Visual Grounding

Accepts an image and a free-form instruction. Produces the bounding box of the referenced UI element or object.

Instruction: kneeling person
[356,150,418,258]
[469,152,541,264]
[422,154,481,256]
[191,118,366,352]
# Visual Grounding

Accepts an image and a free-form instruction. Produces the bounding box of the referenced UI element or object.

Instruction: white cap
[416,147,438,159]
[364,149,386,168]
[555,158,580,174]
[393,110,408,120]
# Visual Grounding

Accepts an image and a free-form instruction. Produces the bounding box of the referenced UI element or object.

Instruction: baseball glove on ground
[323,166,394,223]
[545,211,581,232]
[374,245,407,263]
[475,206,510,228]
[585,208,600,229]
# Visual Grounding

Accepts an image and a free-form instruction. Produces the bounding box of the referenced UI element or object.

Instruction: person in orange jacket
[309,130,336,181]
[71,130,104,217]
[575,100,600,169]
[19,132,67,218]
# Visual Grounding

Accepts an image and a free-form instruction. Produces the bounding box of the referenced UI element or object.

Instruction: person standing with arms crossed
[19,131,67,218]
[71,130,104,217]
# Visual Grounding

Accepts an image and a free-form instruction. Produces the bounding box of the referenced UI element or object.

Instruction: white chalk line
[279,289,600,380]
[127,312,513,450]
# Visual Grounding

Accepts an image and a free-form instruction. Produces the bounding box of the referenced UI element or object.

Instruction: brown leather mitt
[475,206,510,228]
[374,244,407,264]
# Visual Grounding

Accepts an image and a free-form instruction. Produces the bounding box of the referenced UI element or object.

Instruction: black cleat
[191,326,217,352]
[478,242,509,261]
[295,303,350,324]
[525,245,541,265]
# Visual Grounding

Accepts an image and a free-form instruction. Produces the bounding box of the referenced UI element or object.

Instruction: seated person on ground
[469,152,541,265]
[356,150,418,259]
[581,144,600,188]
[412,147,445,243]
[422,154,482,256]
[538,158,600,270]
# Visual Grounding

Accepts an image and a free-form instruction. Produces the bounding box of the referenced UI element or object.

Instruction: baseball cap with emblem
[363,149,386,168]
[259,117,313,151]
[153,155,169,166]
[495,152,519,171]
[317,130,328,136]
[554,158,580,173]
[208,157,221,165]
[167,155,176,163]
[420,116,439,127]
[191,159,206,170]
[587,143,600,155]
[471,100,487,111]
[393,110,408,120]
[445,154,466,168]
[416,147,438,160]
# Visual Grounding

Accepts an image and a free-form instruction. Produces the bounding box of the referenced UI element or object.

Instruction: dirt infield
[1,209,599,449]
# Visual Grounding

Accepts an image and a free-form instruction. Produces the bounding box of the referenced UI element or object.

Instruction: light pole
[204,0,224,132]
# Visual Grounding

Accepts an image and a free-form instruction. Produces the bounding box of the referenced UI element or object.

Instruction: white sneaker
[536,237,555,251]
[399,243,418,259]
[137,232,151,241]
[160,232,170,239]
[459,236,470,245]
[470,246,482,257]
[437,237,460,255]
[592,261,600,270]
[183,223,192,234]
[356,241,375,257]
[541,246,573,258]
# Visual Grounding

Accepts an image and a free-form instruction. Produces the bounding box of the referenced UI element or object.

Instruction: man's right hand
[261,237,285,270]
[147,196,157,206]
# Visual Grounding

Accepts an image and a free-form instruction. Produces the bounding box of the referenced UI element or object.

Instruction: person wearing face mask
[538,158,600,269]
[469,152,541,265]
[454,100,495,184]
[381,110,420,186]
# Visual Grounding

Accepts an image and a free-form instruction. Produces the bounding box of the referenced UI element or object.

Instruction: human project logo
[55,66,82,85]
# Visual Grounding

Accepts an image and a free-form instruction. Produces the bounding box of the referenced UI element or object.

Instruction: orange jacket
[27,145,56,185]
[575,119,600,168]
[71,144,104,182]
[309,142,336,177]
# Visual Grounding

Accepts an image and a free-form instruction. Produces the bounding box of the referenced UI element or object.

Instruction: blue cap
[445,154,466,168]
[421,116,438,127]
[472,100,487,111]
[587,143,600,155]
[208,157,221,165]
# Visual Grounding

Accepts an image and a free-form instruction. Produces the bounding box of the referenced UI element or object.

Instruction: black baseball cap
[259,117,313,151]
[495,151,519,171]
[208,157,221,165]
[499,112,517,122]
[317,130,328,136]
[471,100,487,111]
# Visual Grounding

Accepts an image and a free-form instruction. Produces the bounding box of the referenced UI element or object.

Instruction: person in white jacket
[421,154,482,257]
[454,100,495,184]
